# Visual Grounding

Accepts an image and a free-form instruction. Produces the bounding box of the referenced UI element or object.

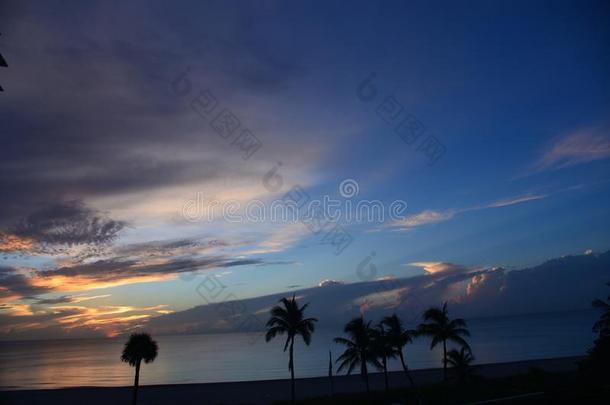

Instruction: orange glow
[0,303,34,316]
[0,233,35,253]
[31,273,175,292]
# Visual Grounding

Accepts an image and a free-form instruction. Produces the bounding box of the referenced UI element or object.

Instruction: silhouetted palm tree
[121,333,158,405]
[265,295,317,404]
[372,323,396,391]
[381,314,417,387]
[447,347,475,383]
[418,302,470,381]
[334,317,381,393]
[580,283,610,378]
[592,282,610,337]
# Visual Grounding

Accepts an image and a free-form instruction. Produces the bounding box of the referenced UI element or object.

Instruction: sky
[0,0,609,340]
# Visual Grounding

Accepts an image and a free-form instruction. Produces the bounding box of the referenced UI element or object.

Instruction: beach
[0,356,583,405]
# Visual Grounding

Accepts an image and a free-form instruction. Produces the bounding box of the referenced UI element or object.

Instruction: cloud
[136,249,610,337]
[318,279,344,287]
[32,256,265,293]
[0,234,35,254]
[0,266,53,304]
[391,191,549,231]
[409,262,472,275]
[110,238,230,260]
[534,129,610,171]
[5,249,608,339]
[245,223,310,254]
[0,303,34,316]
[34,294,111,305]
[0,1,331,232]
[1,200,125,256]
[0,302,170,338]
[392,210,455,230]
[486,194,548,208]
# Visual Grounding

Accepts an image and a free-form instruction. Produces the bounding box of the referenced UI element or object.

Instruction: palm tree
[334,317,381,393]
[418,302,470,381]
[265,295,317,404]
[381,314,417,387]
[121,333,158,405]
[447,347,475,383]
[372,323,396,391]
[592,282,610,337]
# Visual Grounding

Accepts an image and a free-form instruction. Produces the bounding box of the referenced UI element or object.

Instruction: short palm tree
[381,314,417,387]
[334,317,381,393]
[418,302,470,381]
[265,295,317,404]
[447,347,475,383]
[121,333,158,405]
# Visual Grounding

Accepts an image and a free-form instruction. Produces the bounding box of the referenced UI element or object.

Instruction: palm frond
[448,334,471,350]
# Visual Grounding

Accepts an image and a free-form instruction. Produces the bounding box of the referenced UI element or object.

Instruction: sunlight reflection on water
[0,310,597,389]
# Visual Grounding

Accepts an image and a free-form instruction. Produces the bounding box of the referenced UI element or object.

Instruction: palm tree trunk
[289,338,295,405]
[382,354,389,391]
[398,351,415,387]
[362,352,370,394]
[443,339,447,381]
[132,359,141,405]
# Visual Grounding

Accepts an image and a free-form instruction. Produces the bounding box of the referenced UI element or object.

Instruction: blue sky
[0,0,609,338]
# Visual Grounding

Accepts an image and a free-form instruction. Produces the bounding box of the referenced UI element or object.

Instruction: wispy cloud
[486,193,548,208]
[245,223,310,254]
[32,256,265,293]
[392,210,455,230]
[534,129,610,172]
[391,192,549,231]
[34,294,111,305]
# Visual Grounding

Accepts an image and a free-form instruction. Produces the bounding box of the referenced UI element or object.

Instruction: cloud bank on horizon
[1,0,609,339]
[2,249,608,340]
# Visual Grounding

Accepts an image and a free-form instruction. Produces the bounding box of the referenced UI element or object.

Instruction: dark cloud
[36,256,264,285]
[15,200,125,247]
[33,295,78,305]
[111,238,229,259]
[0,0,307,230]
[1,200,125,256]
[455,251,610,317]
[144,250,610,335]
[4,249,609,339]
[0,266,52,301]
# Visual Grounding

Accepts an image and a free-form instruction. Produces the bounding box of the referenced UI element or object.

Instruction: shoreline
[1,356,584,404]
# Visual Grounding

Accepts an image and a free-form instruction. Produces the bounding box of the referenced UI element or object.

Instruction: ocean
[0,309,598,390]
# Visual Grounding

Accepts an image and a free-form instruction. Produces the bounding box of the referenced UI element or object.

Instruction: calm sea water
[0,310,598,390]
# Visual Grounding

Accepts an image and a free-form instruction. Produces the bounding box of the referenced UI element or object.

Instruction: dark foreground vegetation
[271,283,610,404]
[273,367,610,404]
